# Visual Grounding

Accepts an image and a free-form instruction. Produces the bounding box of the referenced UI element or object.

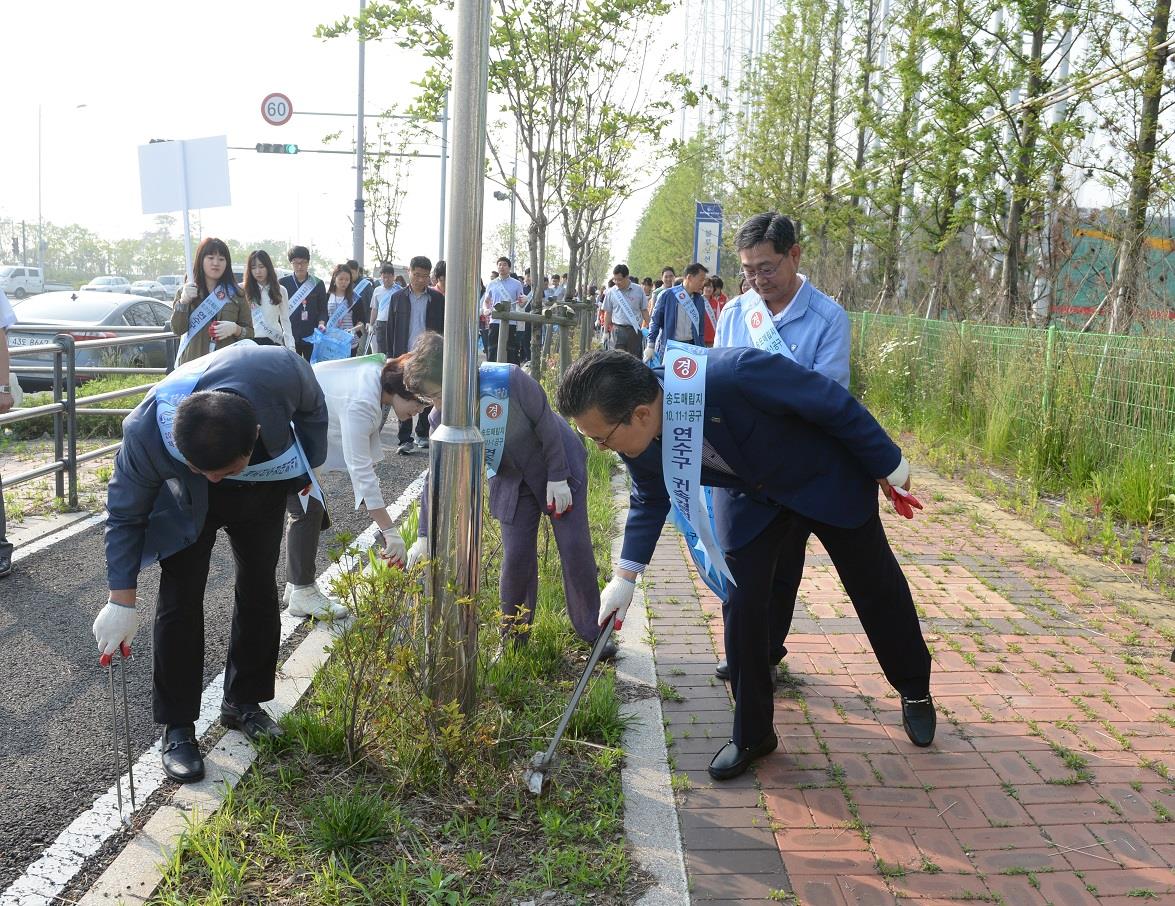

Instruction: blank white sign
[138,136,231,214]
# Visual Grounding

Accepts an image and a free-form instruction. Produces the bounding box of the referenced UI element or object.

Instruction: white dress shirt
[312,356,386,511]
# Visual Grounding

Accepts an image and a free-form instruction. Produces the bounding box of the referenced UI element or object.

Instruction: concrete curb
[612,474,690,905]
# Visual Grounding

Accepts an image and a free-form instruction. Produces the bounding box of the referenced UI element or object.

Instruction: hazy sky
[1,0,675,272]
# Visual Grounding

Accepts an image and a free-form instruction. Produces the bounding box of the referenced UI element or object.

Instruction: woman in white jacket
[244,250,296,351]
[282,351,429,618]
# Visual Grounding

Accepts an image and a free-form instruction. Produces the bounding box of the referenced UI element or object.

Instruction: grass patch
[153,443,648,904]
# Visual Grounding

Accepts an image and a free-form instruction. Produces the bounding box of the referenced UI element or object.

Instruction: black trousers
[294,338,314,361]
[487,324,522,364]
[721,517,809,665]
[152,480,287,725]
[612,324,642,357]
[724,508,931,749]
[397,406,433,445]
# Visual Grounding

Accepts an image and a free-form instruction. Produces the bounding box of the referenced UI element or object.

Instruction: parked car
[157,274,184,299]
[0,265,45,298]
[6,291,174,389]
[129,280,170,301]
[82,275,133,294]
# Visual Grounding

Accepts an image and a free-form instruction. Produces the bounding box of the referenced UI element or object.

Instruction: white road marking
[1,471,427,906]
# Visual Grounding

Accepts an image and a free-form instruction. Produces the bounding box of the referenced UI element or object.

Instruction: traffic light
[255,143,299,155]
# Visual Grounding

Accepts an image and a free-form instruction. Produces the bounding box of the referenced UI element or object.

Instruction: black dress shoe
[707,732,778,781]
[162,724,205,783]
[0,543,12,578]
[901,695,936,747]
[220,701,283,742]
[715,658,730,680]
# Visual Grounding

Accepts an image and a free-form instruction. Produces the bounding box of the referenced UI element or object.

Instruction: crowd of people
[57,210,932,789]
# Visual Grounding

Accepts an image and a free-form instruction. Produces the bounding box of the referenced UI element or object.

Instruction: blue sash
[662,341,734,594]
[154,351,325,511]
[325,296,357,330]
[375,287,394,320]
[175,285,233,365]
[287,276,317,314]
[742,290,798,362]
[478,362,511,478]
[354,277,372,298]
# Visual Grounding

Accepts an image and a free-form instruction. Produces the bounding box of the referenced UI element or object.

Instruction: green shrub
[11,374,157,440]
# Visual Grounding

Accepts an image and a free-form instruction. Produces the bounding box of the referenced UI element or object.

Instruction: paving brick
[781,850,878,875]
[888,872,992,900]
[685,847,784,875]
[835,875,899,905]
[983,873,1049,904]
[774,827,870,852]
[788,875,849,906]
[1035,870,1100,906]
[688,870,792,900]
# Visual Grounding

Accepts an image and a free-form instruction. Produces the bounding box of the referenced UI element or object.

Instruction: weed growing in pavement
[154,445,648,904]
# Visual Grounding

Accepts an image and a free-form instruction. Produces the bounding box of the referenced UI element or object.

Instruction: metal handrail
[1,330,178,509]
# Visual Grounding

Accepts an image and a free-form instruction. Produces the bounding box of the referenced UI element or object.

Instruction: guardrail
[1,326,177,509]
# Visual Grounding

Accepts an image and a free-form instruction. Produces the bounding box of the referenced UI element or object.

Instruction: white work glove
[406,537,428,569]
[546,479,573,516]
[380,527,406,566]
[93,601,138,658]
[180,282,199,303]
[643,345,655,363]
[598,575,635,630]
[210,320,240,341]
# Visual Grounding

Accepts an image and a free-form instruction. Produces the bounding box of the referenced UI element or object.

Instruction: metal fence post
[57,334,78,510]
[495,310,510,362]
[1042,322,1057,416]
[51,341,64,501]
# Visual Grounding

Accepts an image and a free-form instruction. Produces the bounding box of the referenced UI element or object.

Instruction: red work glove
[889,485,924,519]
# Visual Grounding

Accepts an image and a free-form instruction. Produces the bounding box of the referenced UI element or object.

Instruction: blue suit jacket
[618,346,901,568]
[105,344,328,589]
[648,287,705,354]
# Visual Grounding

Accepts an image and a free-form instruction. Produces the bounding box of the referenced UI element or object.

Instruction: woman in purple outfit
[403,332,608,652]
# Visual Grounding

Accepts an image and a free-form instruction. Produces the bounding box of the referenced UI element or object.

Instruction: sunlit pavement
[643,468,1175,905]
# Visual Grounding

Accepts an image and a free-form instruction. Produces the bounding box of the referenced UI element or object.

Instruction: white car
[0,265,44,298]
[83,275,132,293]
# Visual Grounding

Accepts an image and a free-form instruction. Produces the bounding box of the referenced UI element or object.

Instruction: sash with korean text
[673,286,700,337]
[662,341,734,588]
[742,290,796,362]
[175,285,233,365]
[607,286,642,329]
[478,362,511,478]
[287,276,318,315]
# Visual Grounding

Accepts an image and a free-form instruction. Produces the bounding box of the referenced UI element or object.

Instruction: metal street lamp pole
[439,89,449,260]
[425,0,490,713]
[352,0,367,267]
[37,105,43,278]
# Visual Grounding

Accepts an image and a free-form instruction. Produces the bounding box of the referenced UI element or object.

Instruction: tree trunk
[818,0,845,276]
[844,0,878,305]
[1108,0,1171,333]
[998,7,1046,323]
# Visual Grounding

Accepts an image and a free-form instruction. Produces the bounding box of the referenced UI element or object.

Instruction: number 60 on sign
[261,93,293,127]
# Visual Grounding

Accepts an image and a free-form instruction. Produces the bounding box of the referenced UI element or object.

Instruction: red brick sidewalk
[643,469,1175,905]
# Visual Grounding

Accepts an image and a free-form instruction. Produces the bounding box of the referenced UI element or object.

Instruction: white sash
[673,286,701,337]
[608,286,641,328]
[175,285,232,365]
[287,276,317,314]
[703,295,718,331]
[742,291,796,361]
[662,341,734,585]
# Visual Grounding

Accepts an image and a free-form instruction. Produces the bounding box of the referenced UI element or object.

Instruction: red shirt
[702,293,727,345]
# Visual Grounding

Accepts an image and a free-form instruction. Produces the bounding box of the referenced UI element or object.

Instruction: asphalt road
[0,435,429,892]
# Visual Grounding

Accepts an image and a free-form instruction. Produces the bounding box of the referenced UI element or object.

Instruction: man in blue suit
[557,348,934,780]
[92,343,328,783]
[645,262,708,362]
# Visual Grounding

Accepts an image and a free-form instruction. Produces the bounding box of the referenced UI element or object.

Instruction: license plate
[6,334,53,348]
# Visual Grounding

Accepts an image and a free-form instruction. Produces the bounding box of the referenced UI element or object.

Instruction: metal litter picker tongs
[100,643,137,824]
[524,612,616,796]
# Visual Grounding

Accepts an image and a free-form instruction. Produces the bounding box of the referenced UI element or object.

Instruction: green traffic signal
[255,143,300,154]
[284,144,299,154]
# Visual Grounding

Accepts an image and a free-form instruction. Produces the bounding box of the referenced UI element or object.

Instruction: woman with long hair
[402,331,607,653]
[171,238,253,365]
[282,350,428,618]
[324,264,366,354]
[243,250,295,351]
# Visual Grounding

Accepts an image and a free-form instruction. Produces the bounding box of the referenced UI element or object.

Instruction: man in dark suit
[557,348,934,781]
[93,343,328,783]
[384,255,444,454]
[645,261,708,362]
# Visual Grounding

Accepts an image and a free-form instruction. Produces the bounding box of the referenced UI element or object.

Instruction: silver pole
[426,0,490,713]
[37,105,43,279]
[439,90,449,260]
[352,0,367,267]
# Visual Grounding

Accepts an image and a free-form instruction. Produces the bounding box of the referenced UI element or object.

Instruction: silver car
[130,280,170,301]
[82,275,132,293]
[7,291,174,389]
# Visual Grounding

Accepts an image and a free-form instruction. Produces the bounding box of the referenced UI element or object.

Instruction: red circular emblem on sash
[216,289,226,300]
[750,311,763,328]
[486,403,503,419]
[673,356,698,379]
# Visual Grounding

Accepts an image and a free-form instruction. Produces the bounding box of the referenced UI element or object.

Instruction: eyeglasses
[740,254,787,281]
[576,411,631,448]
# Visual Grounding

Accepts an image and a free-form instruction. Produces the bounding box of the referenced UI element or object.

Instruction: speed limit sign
[261,93,293,127]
